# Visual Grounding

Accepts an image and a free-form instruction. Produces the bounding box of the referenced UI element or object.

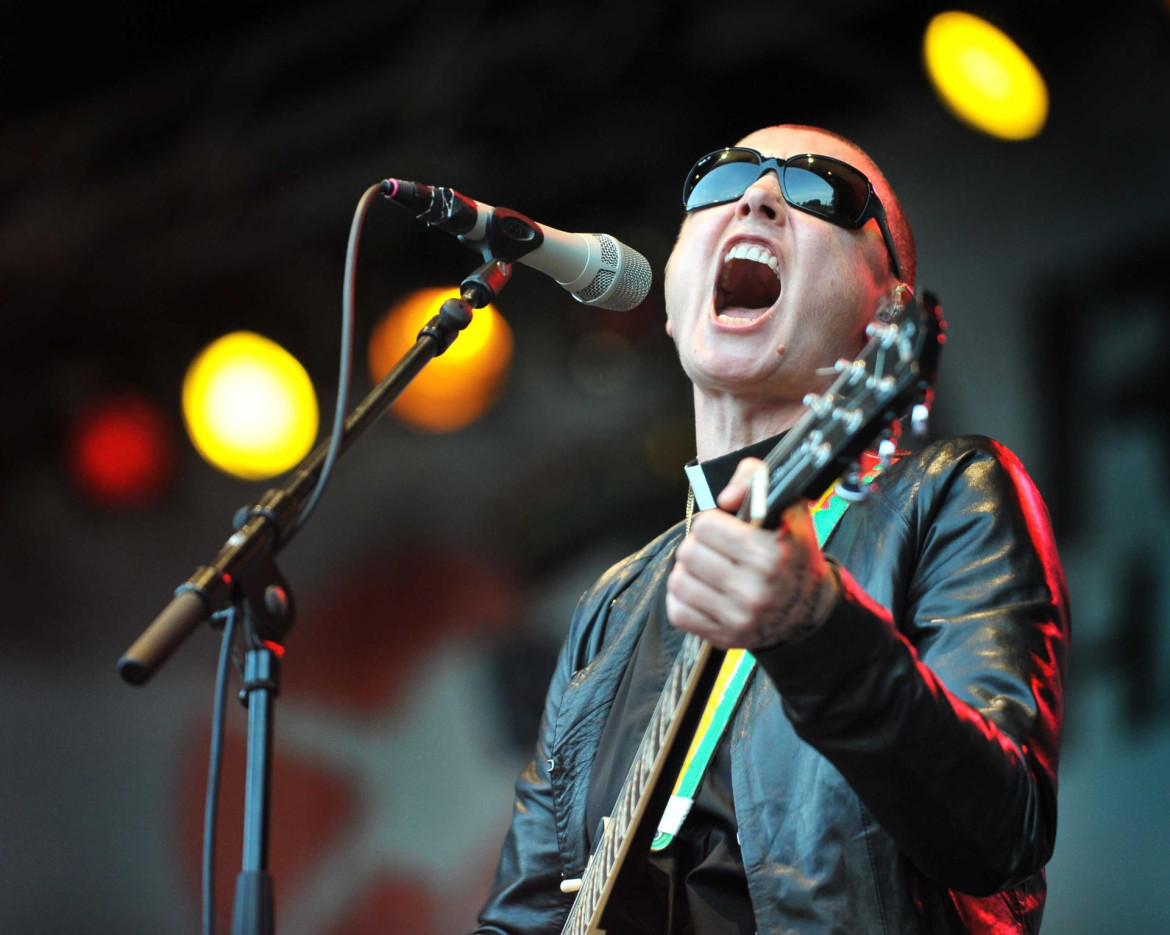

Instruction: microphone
[382,178,652,312]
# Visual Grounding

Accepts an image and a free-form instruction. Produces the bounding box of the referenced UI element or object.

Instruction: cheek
[808,232,883,312]
[663,259,681,337]
[664,234,704,324]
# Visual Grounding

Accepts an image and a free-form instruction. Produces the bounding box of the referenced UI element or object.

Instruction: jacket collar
[684,433,785,512]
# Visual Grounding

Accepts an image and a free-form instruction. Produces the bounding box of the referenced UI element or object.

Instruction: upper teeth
[724,242,779,276]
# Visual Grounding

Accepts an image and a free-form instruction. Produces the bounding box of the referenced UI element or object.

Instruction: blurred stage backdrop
[2,2,1169,932]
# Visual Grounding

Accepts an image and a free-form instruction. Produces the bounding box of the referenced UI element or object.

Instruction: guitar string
[569,420,833,931]
[566,599,702,932]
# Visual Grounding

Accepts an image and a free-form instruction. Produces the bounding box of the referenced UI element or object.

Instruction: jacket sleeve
[754,436,1069,896]
[472,526,686,934]
[472,633,576,935]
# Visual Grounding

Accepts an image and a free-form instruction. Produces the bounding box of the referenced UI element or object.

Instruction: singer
[472,125,1069,934]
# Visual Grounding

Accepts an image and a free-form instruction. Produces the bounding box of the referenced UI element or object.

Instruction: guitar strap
[650,453,885,852]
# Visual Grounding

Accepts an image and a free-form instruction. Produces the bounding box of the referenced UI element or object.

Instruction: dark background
[2,2,1169,932]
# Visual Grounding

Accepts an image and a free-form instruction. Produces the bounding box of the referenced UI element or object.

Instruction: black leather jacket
[474,436,1070,934]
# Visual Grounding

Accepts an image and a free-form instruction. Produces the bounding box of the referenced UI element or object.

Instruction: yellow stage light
[368,287,513,432]
[182,331,318,480]
[924,11,1049,141]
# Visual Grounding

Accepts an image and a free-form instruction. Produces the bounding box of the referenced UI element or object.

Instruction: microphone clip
[460,206,545,264]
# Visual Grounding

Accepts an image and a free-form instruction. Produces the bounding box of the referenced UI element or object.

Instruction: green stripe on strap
[650,458,883,852]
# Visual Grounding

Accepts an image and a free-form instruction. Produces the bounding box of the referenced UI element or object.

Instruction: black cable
[198,183,382,931]
[284,183,383,543]
[203,605,238,935]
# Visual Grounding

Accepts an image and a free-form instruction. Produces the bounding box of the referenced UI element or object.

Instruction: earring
[876,283,914,323]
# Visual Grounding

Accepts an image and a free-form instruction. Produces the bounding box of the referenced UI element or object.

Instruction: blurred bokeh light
[69,392,176,507]
[4,3,1169,932]
[924,11,1048,140]
[368,287,513,432]
[182,331,319,479]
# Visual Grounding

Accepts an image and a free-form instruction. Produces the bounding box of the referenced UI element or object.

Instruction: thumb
[716,457,766,512]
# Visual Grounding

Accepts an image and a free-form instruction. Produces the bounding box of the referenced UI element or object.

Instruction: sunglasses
[682,147,903,280]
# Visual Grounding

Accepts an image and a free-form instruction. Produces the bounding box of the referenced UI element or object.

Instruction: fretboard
[560,630,721,935]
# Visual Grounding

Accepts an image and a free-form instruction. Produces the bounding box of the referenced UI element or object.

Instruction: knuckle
[751,548,777,574]
[762,562,785,588]
[730,603,756,629]
[738,580,768,613]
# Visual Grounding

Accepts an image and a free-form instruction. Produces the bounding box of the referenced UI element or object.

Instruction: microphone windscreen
[573,235,653,312]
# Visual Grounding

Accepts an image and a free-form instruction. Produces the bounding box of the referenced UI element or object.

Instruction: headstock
[739,290,945,529]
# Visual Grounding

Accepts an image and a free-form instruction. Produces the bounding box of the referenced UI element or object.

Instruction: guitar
[558,291,945,935]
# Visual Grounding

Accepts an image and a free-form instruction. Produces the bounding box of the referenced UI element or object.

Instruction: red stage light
[70,392,175,507]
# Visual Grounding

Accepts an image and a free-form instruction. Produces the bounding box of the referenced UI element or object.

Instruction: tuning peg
[865,322,898,347]
[878,436,897,470]
[911,402,930,437]
[814,357,853,377]
[836,462,871,502]
[802,392,833,417]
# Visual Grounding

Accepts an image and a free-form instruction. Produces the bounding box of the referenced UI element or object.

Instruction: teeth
[723,242,780,276]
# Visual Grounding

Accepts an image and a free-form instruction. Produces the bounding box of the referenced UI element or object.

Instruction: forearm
[755,565,1062,894]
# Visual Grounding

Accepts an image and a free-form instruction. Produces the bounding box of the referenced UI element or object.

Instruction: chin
[682,349,786,397]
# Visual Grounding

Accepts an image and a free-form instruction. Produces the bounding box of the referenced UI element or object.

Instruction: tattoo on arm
[753,558,836,648]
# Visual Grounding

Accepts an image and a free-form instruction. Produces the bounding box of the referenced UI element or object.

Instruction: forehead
[734,126,875,177]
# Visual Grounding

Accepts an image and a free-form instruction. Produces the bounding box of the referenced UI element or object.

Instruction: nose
[735,170,785,222]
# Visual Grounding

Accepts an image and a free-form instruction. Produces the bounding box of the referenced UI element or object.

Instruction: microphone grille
[574,269,616,304]
[572,235,653,312]
[599,235,620,266]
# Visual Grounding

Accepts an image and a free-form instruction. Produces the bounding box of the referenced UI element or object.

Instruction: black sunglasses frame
[682,147,903,280]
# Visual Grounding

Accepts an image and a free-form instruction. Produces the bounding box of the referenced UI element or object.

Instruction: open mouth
[714,242,782,323]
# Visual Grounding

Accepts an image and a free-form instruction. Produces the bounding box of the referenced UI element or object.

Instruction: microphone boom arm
[118,257,511,686]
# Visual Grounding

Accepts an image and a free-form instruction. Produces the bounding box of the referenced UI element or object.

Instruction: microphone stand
[118,256,513,935]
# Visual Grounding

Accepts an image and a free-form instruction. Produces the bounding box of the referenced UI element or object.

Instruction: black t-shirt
[583,436,783,934]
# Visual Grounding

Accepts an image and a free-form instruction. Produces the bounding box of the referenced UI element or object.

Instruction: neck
[692,386,805,461]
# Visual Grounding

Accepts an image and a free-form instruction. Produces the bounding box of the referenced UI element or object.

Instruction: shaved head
[743,124,917,286]
[665,123,919,448]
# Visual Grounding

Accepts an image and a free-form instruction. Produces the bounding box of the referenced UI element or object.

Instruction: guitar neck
[560,631,723,935]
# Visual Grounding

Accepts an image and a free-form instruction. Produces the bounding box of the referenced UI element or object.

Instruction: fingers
[665,574,731,642]
[669,495,837,649]
[778,498,816,545]
[666,560,769,649]
[675,530,745,587]
[665,590,745,649]
[672,534,776,617]
[684,509,780,576]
